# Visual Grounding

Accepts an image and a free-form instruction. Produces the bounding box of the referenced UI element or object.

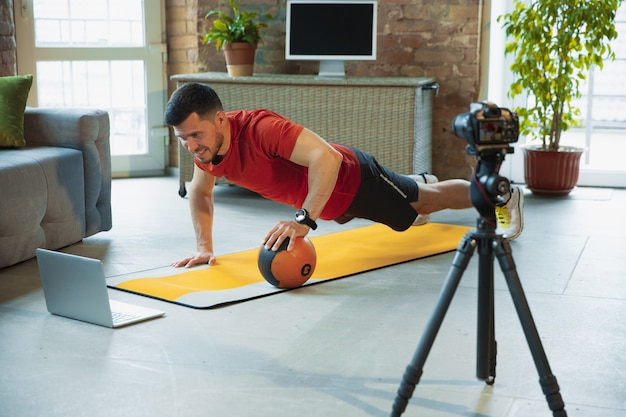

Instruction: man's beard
[194,134,224,164]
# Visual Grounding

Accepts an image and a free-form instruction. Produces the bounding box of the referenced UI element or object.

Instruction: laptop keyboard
[111,311,141,324]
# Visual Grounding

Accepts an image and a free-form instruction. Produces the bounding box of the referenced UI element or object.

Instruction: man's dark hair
[164,83,224,126]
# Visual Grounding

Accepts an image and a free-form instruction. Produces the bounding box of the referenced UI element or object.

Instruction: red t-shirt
[194,109,361,220]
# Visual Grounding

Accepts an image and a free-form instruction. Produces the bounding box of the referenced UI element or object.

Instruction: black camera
[452,102,519,152]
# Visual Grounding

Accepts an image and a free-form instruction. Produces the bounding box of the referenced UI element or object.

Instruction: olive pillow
[0,74,34,147]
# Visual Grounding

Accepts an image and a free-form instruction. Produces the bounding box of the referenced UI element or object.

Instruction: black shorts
[335,147,420,231]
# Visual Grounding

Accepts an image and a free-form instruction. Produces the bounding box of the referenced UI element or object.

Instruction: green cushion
[0,74,34,147]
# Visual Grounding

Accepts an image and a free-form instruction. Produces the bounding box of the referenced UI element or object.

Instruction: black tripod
[390,148,567,417]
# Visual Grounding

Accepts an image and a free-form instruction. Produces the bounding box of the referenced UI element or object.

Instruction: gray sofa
[0,108,112,268]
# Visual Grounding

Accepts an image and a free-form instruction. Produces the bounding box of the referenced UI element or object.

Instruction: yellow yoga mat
[107,223,471,309]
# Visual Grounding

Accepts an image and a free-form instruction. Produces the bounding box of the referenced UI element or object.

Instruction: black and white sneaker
[495,185,524,240]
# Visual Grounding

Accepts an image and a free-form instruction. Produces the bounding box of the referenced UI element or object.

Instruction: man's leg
[410,179,473,215]
[339,147,523,237]
[411,179,524,240]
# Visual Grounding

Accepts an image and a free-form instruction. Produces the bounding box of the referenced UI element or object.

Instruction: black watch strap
[295,208,318,230]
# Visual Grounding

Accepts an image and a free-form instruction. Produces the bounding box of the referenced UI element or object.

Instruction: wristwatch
[294,208,318,230]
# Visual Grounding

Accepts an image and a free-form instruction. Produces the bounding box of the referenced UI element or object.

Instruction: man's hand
[263,221,310,252]
[171,251,216,268]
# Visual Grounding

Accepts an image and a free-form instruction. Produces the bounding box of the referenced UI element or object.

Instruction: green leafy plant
[202,0,273,50]
[499,0,623,151]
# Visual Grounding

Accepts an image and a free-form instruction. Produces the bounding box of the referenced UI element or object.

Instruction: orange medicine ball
[258,237,317,289]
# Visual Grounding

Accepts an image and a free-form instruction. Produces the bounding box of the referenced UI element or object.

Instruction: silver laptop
[36,248,165,328]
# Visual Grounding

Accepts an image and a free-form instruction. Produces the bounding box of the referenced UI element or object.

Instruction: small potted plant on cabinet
[499,0,623,195]
[202,0,274,77]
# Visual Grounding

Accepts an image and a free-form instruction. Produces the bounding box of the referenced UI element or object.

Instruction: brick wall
[192,0,480,179]
[0,0,16,76]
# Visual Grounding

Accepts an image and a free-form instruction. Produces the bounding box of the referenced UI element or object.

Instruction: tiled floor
[1,174,625,417]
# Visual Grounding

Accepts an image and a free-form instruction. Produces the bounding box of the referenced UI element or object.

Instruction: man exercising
[164,83,524,268]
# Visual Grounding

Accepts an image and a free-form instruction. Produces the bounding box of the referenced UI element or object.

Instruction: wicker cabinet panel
[172,73,434,194]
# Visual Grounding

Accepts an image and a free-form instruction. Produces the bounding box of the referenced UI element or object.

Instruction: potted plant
[202,0,274,77]
[499,0,623,195]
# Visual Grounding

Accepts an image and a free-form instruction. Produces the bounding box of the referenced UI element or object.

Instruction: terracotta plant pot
[523,145,585,196]
[222,42,256,77]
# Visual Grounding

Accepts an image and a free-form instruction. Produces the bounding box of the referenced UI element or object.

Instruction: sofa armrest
[23,107,112,235]
[24,107,109,147]
[23,108,111,171]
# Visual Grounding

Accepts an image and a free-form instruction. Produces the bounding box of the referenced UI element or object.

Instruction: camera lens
[452,113,472,143]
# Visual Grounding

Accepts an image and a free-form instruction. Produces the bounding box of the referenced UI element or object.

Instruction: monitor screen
[285,0,378,79]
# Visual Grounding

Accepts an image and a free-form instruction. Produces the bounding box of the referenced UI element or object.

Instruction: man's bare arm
[172,165,218,268]
[263,128,343,251]
[291,128,343,220]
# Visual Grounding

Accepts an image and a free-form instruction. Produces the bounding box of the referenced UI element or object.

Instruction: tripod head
[452,102,520,229]
[469,146,514,228]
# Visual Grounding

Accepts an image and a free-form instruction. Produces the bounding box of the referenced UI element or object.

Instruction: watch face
[295,210,306,222]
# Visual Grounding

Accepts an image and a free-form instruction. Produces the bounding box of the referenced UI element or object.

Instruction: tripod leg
[476,235,497,384]
[390,233,476,417]
[494,238,568,417]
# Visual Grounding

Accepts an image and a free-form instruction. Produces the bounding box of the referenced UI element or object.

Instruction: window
[15,0,168,176]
